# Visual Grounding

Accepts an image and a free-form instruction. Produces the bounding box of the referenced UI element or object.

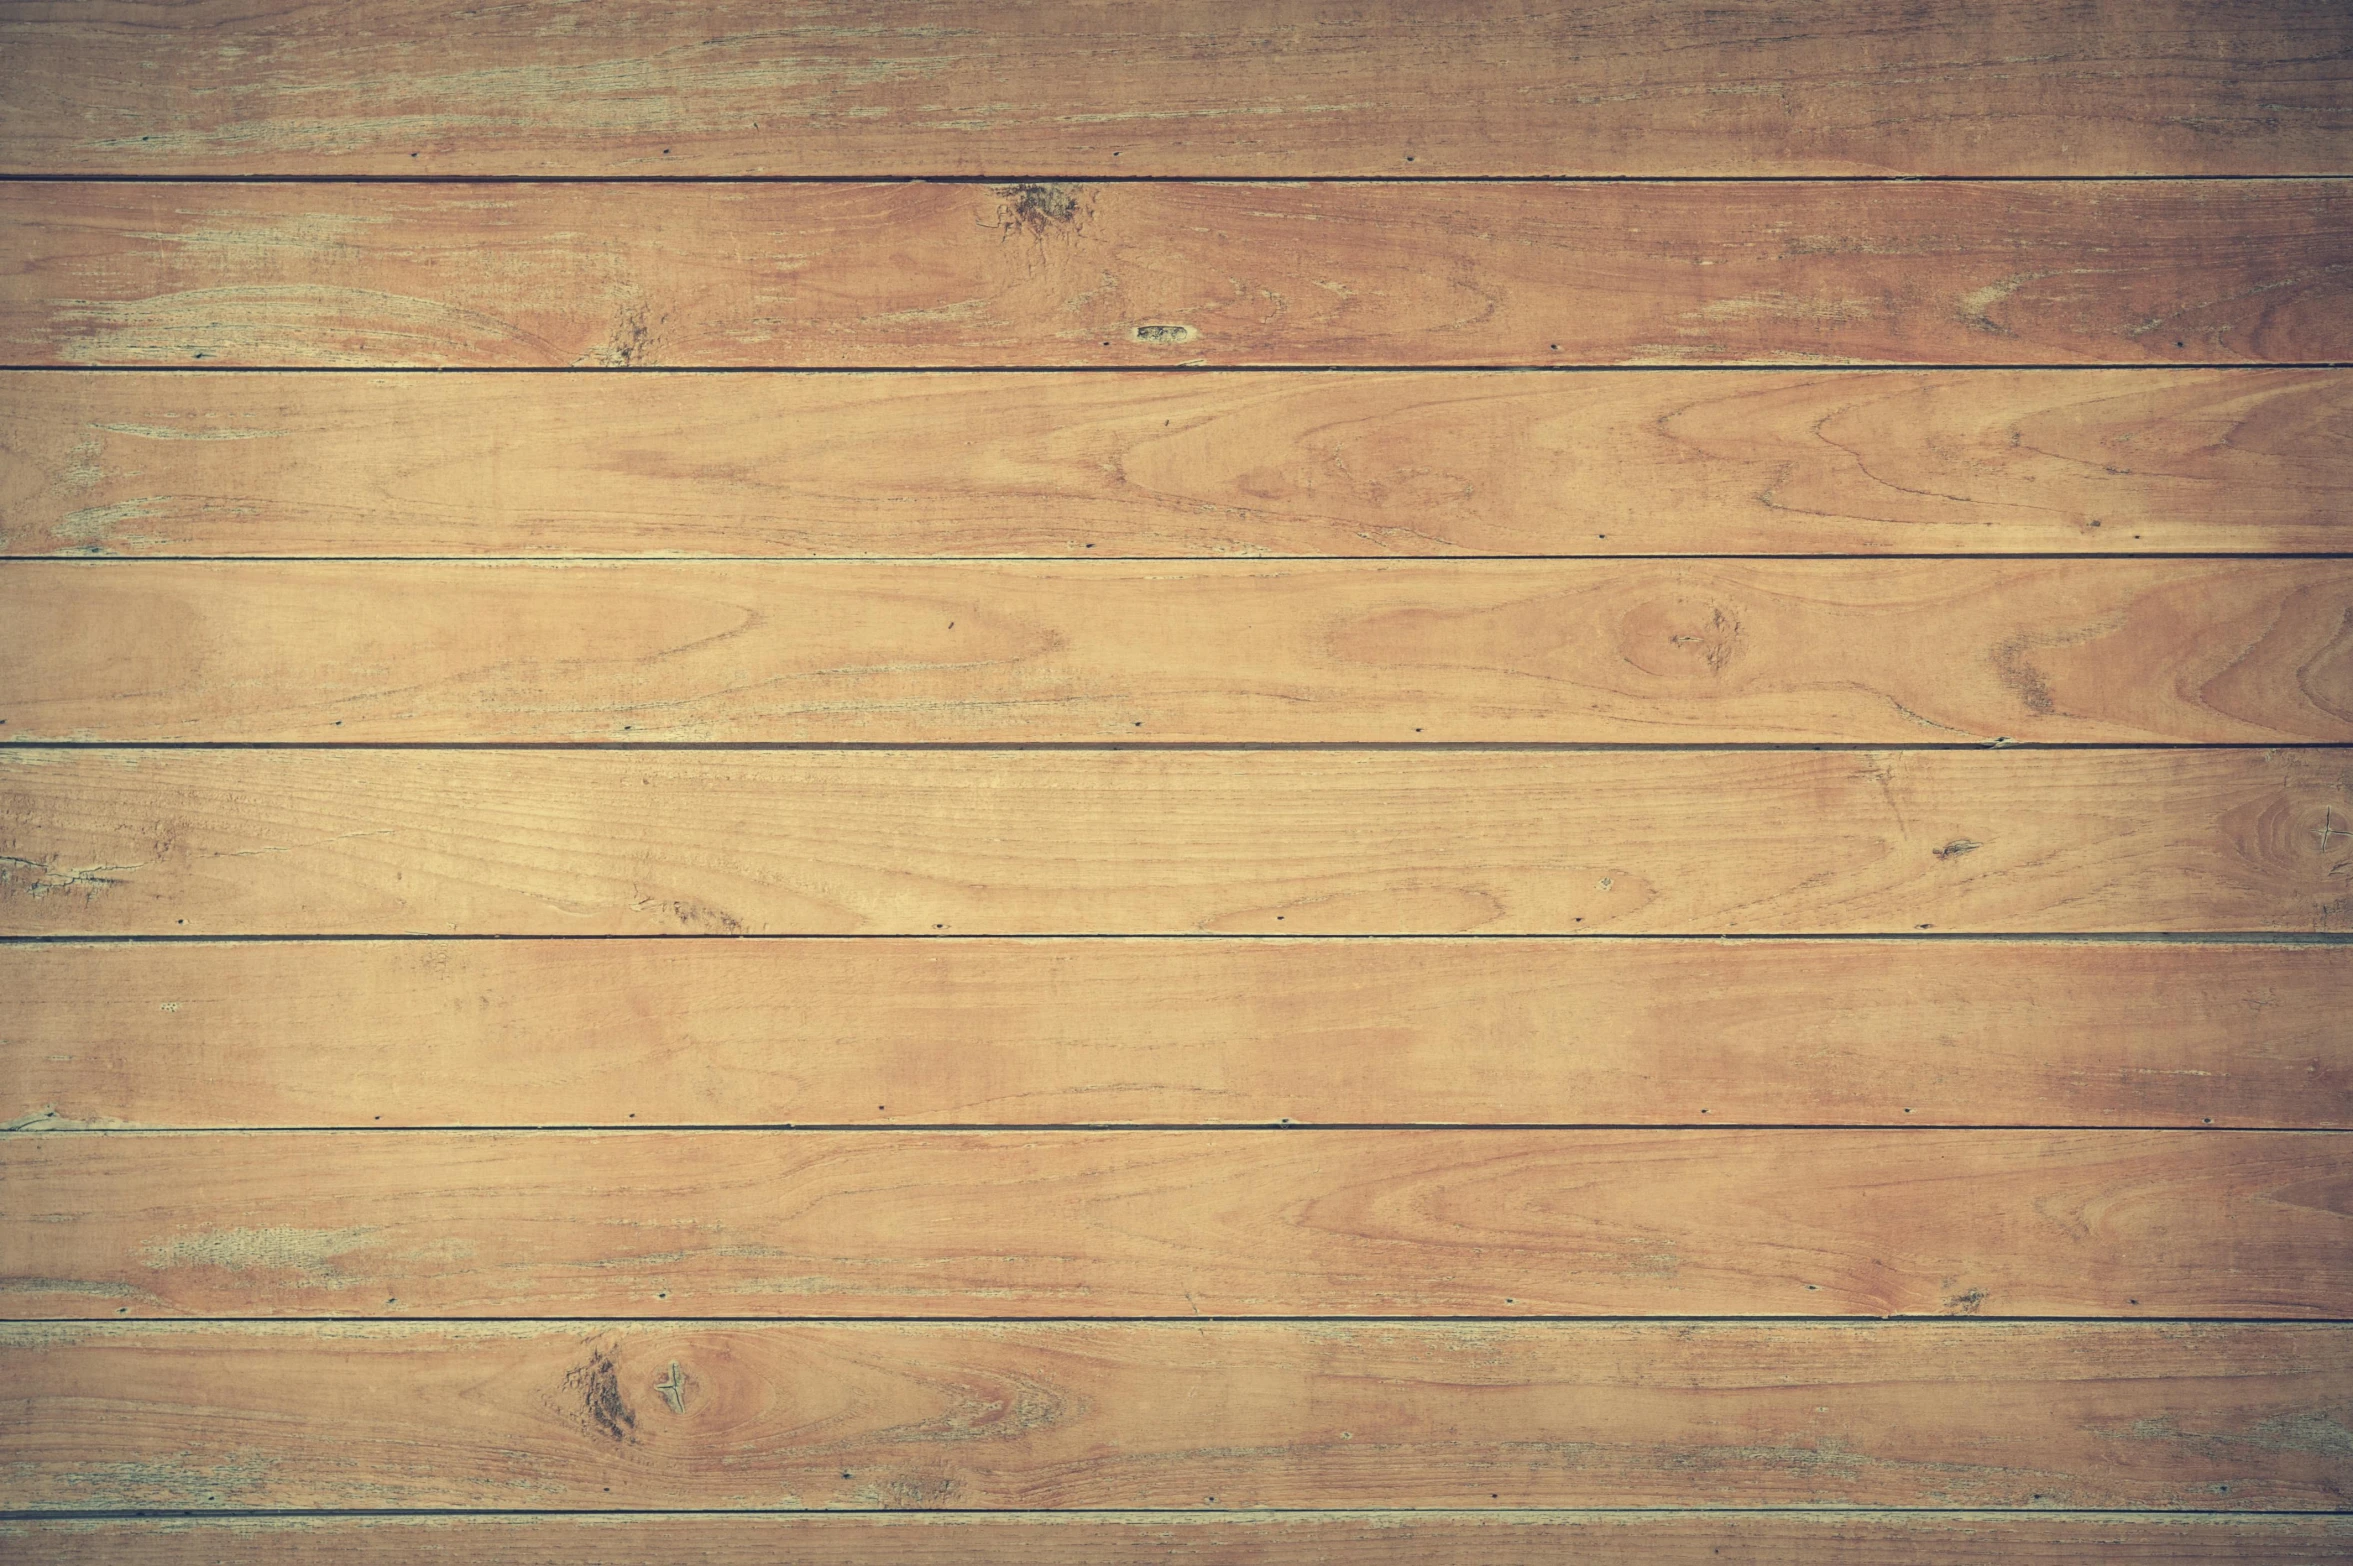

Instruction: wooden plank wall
[0,3,2349,1561]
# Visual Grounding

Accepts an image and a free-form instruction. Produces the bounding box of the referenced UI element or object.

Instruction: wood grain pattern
[9,369,2349,559]
[8,559,2349,744]
[10,938,2346,1131]
[3,749,2345,937]
[7,1128,2345,1319]
[4,1321,2344,1510]
[13,1511,2353,1565]
[2,0,2345,177]
[7,181,2350,369]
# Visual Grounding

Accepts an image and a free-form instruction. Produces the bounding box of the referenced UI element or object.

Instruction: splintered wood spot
[141,1225,378,1287]
[0,855,147,898]
[562,1347,638,1445]
[998,182,1081,235]
[1934,839,1982,860]
[1130,323,1199,345]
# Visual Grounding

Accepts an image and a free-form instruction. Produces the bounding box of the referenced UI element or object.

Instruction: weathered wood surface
[6,1128,2345,1319]
[8,559,2349,744]
[9,369,2348,559]
[3,1322,2344,1510]
[9,938,2345,1131]
[2,1,2346,178]
[12,1512,2353,1565]
[9,747,2343,940]
[3,749,2346,937]
[7,181,2350,368]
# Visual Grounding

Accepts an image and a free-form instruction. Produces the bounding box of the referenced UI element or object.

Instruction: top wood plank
[0,1,2346,177]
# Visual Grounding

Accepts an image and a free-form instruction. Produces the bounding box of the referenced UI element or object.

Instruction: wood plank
[10,938,2346,1131]
[6,1128,2344,1319]
[3,749,2346,937]
[12,1513,2353,1566]
[6,181,2349,369]
[1,1,2345,178]
[8,559,2349,745]
[9,368,2350,559]
[3,1321,2343,1509]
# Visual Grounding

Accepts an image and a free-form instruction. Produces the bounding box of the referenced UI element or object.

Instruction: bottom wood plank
[2,1323,2344,1512]
[7,1512,2351,1565]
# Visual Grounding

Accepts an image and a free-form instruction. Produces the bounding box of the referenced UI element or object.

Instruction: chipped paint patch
[53,497,172,549]
[46,1448,278,1509]
[0,856,149,898]
[143,1226,380,1287]
[91,422,283,441]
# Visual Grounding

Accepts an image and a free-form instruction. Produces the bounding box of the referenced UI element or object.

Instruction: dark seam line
[10,553,2353,564]
[3,173,2349,185]
[16,1107,2353,1131]
[11,1314,2344,1325]
[4,932,2348,945]
[20,739,2353,752]
[4,362,2347,373]
[7,740,2351,751]
[7,1505,2347,1519]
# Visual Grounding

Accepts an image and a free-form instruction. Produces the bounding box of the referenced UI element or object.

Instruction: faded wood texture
[8,369,2350,559]
[6,1128,2346,1319]
[1,1,2346,178]
[3,1321,2344,1510]
[9,938,2346,1131]
[8,559,2351,745]
[6,182,2351,369]
[4,749,2347,937]
[14,1513,2353,1566]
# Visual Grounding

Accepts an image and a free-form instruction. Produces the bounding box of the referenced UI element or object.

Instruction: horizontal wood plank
[7,559,2349,744]
[3,749,2346,937]
[6,1128,2345,1319]
[1,1,2345,177]
[8,369,2349,559]
[9,743,2343,926]
[3,1321,2343,1510]
[12,1512,2353,1565]
[6,182,2349,368]
[9,938,2346,1131]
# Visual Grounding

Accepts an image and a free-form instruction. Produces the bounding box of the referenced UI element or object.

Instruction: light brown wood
[4,1321,2344,1510]
[7,181,2349,369]
[8,559,2348,744]
[8,2,2347,1545]
[7,1128,2344,1319]
[10,938,2345,1131]
[2,1,2345,178]
[3,749,2345,937]
[9,369,2348,559]
[12,1512,2353,1565]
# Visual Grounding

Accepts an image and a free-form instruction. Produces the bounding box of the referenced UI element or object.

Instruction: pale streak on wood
[1,749,2345,937]
[0,0,2345,177]
[10,1512,2353,1565]
[2,1321,2344,1510]
[5,182,2349,368]
[6,369,2347,559]
[6,938,2344,1130]
[4,1128,2345,1319]
[4,559,2348,744]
